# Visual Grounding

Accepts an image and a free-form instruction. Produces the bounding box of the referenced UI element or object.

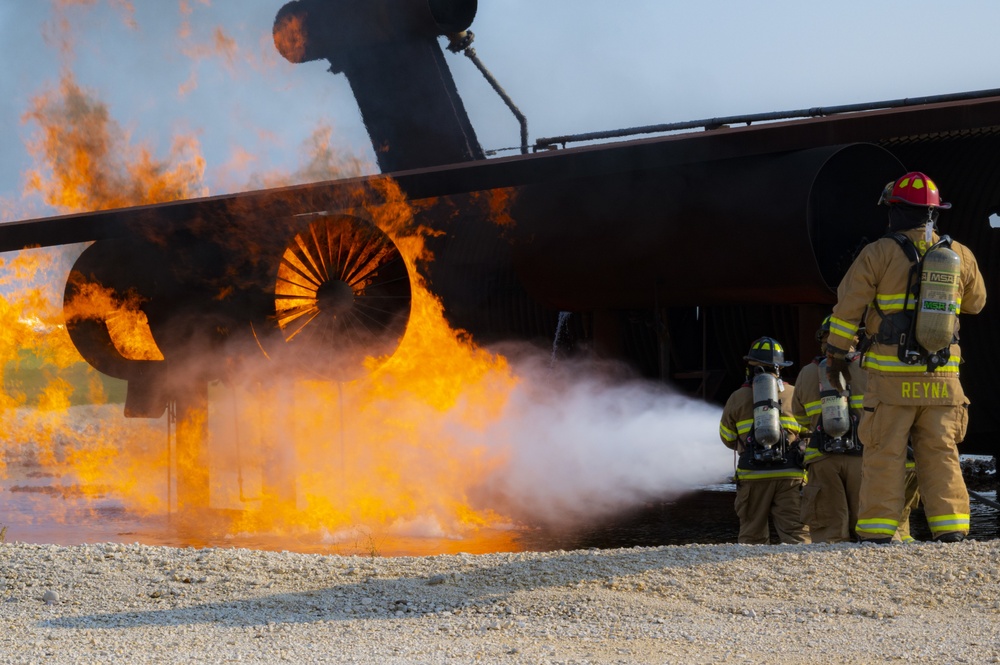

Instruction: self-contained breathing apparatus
[871,173,961,373]
[873,226,961,372]
[740,337,801,469]
[813,357,862,455]
[747,368,787,463]
[741,368,806,469]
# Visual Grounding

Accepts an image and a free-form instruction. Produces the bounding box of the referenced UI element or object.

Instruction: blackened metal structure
[0,0,999,480]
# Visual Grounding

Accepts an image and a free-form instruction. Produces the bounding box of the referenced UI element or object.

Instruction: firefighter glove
[825,352,848,392]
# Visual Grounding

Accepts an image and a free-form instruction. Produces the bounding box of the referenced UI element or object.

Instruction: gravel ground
[1,539,999,664]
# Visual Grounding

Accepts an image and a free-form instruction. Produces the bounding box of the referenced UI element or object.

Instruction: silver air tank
[916,241,961,353]
[818,359,850,439]
[752,371,782,447]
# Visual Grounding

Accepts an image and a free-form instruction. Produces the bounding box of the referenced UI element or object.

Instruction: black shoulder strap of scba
[884,231,954,298]
[885,231,920,263]
[883,231,955,371]
[885,231,953,259]
[867,233,921,343]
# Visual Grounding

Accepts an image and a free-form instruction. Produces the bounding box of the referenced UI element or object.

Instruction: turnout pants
[896,465,920,542]
[857,402,969,540]
[734,478,810,545]
[801,454,862,543]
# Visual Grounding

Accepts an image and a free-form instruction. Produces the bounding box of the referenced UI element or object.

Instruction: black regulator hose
[968,489,1000,512]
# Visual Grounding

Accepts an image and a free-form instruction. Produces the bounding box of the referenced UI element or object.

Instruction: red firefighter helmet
[877,172,952,209]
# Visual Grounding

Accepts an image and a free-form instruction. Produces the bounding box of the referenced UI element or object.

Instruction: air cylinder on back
[752,372,782,447]
[916,241,961,353]
[818,359,850,439]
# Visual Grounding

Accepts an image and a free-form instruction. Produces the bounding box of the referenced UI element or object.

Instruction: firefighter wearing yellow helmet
[826,172,986,543]
[719,337,809,544]
[790,316,865,542]
[791,315,919,542]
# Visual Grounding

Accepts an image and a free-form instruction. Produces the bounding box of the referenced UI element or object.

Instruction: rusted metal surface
[5,93,1000,253]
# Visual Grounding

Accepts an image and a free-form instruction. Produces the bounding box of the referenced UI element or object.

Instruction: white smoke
[472,346,729,530]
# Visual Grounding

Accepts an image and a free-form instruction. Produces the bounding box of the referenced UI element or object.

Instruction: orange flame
[63,274,164,361]
[3,47,530,555]
[186,178,521,551]
[1,62,207,519]
[22,73,206,214]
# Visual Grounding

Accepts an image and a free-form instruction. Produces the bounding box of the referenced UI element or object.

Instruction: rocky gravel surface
[1,539,999,664]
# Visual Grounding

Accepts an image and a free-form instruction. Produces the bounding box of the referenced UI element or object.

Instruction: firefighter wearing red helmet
[826,172,986,543]
[877,171,954,209]
[719,337,809,544]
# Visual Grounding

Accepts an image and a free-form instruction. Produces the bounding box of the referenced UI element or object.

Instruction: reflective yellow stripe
[803,447,825,464]
[803,400,822,416]
[735,468,806,481]
[863,353,960,373]
[720,424,737,442]
[829,316,857,336]
[874,293,915,311]
[856,517,899,536]
[828,317,857,346]
[728,416,797,441]
[926,513,969,534]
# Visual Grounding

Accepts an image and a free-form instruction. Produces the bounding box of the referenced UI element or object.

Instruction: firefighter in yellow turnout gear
[792,316,920,542]
[826,172,986,543]
[791,318,865,543]
[720,337,809,544]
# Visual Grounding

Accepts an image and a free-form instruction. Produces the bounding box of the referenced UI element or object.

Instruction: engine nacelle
[64,213,412,417]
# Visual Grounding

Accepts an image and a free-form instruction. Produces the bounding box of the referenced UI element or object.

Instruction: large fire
[0,4,728,556]
[184,179,523,553]
[0,18,524,555]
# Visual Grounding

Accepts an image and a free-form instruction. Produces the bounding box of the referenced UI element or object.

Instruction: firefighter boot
[934,532,966,543]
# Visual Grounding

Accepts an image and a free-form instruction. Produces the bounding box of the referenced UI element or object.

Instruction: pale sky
[2,1,999,220]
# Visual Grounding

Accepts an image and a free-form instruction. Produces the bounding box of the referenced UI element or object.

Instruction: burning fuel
[0,3,726,556]
[2,215,728,555]
[22,74,207,213]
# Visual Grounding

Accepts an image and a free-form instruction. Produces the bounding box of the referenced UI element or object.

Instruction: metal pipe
[534,87,1000,150]
[449,30,529,155]
[463,47,529,155]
